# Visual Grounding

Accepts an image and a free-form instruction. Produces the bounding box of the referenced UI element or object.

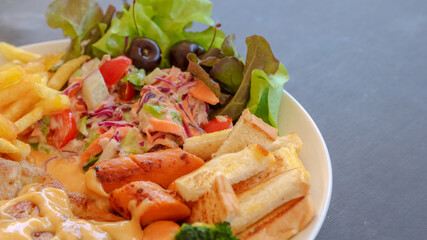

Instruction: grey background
[1,0,426,239]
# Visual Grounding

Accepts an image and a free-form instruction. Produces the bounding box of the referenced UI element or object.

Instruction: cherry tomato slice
[119,81,136,101]
[203,116,233,133]
[46,109,78,149]
[99,56,132,88]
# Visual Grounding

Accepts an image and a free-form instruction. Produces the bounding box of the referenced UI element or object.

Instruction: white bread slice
[237,195,316,240]
[175,144,276,202]
[230,167,310,234]
[233,143,310,195]
[212,109,278,158]
[183,129,231,161]
[266,132,303,153]
[187,174,240,224]
[186,142,310,229]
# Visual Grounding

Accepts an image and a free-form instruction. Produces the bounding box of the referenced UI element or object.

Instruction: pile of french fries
[0,42,87,161]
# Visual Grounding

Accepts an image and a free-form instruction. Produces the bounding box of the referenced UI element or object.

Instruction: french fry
[0,115,18,141]
[1,91,40,121]
[24,61,45,74]
[34,51,65,71]
[7,139,31,161]
[0,61,21,72]
[0,79,33,108]
[0,41,40,63]
[47,55,89,90]
[24,73,48,85]
[33,83,60,99]
[14,107,44,133]
[0,65,25,89]
[37,94,70,114]
[0,138,18,153]
[0,43,76,160]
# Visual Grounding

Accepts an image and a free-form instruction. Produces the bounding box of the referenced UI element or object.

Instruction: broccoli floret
[175,222,239,240]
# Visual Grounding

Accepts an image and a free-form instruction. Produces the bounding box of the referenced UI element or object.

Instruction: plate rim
[282,89,333,239]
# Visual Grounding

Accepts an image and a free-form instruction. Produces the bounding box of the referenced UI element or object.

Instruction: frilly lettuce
[211,35,281,121]
[92,0,225,67]
[46,0,104,61]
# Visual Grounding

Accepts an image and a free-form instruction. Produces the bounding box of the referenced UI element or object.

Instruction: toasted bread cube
[212,109,278,158]
[183,129,231,161]
[175,144,275,202]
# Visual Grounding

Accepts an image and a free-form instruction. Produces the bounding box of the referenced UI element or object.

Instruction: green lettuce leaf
[210,35,280,120]
[143,104,165,119]
[78,116,89,136]
[92,0,224,67]
[121,67,146,90]
[83,154,100,171]
[246,63,289,128]
[83,5,117,57]
[46,0,104,61]
[120,127,144,154]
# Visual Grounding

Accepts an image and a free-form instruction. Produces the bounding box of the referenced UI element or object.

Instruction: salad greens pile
[46,0,224,66]
[46,0,289,129]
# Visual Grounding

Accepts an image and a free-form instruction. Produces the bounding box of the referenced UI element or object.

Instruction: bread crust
[187,174,240,224]
[237,195,316,240]
[212,109,278,158]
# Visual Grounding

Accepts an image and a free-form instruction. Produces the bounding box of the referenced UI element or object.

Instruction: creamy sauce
[9,151,146,239]
[0,186,144,240]
[46,157,87,194]
[85,169,109,198]
[31,150,107,197]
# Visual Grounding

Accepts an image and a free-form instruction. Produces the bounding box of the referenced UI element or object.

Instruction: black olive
[168,40,205,71]
[127,37,161,72]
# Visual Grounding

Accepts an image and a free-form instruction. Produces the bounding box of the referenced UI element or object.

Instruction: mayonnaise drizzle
[85,169,109,198]
[0,186,144,239]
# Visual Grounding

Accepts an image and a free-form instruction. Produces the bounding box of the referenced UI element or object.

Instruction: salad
[0,0,306,239]
[36,0,289,170]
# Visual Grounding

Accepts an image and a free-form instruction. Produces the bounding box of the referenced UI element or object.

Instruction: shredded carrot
[79,128,115,165]
[188,78,219,105]
[149,118,185,138]
[145,128,153,143]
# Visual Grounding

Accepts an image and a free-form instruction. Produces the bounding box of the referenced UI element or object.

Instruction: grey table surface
[1,0,426,239]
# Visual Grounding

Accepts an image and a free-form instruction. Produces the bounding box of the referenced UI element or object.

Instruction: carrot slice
[143,221,180,240]
[109,181,191,226]
[188,78,220,105]
[149,118,185,138]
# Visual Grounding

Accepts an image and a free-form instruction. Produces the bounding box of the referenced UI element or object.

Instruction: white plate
[0,40,332,240]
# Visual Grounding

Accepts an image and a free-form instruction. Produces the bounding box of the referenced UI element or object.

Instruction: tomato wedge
[99,56,132,88]
[203,116,233,133]
[47,109,78,149]
[119,81,136,101]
